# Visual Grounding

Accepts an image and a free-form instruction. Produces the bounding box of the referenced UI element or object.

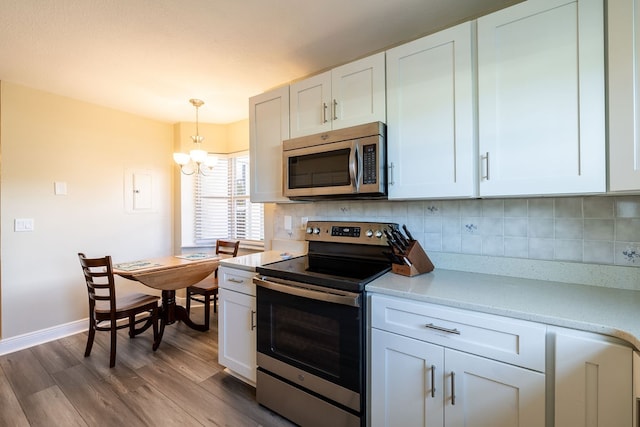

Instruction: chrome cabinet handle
[425,323,461,335]
[451,371,456,405]
[388,162,395,186]
[250,310,256,330]
[228,277,244,283]
[322,102,328,123]
[333,99,338,120]
[481,151,490,180]
[430,365,436,398]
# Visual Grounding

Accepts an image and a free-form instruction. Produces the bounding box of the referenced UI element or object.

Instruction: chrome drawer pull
[425,323,461,335]
[228,277,244,283]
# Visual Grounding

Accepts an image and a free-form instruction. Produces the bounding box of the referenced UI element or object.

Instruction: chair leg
[185,288,191,314]
[151,307,159,351]
[84,321,96,357]
[128,314,136,338]
[203,294,211,331]
[213,293,218,313]
[109,324,117,368]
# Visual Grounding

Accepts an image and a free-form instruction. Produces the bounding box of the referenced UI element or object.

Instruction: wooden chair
[78,253,160,367]
[185,240,240,330]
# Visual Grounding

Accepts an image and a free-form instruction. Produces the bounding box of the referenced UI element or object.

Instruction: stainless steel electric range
[254,221,398,427]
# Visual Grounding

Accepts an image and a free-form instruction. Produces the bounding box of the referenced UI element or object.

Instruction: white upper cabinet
[477,0,605,197]
[386,22,475,199]
[249,86,290,203]
[608,0,640,192]
[289,52,386,138]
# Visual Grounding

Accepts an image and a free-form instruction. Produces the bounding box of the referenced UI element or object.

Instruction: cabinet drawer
[370,294,546,372]
[218,266,256,296]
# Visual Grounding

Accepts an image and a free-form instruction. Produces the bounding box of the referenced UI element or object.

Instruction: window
[192,151,264,246]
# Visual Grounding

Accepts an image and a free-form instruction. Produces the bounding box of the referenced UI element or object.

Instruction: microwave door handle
[350,143,361,192]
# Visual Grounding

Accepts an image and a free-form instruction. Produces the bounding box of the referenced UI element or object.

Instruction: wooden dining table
[113,255,222,349]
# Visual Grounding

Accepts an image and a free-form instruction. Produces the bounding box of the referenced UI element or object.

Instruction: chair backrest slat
[216,240,240,257]
[78,253,117,311]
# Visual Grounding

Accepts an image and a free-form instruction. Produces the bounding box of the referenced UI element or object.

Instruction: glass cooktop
[256,253,390,293]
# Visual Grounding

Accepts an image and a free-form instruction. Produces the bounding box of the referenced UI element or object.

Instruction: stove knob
[306,226,313,234]
[366,229,373,237]
[375,230,383,238]
[313,227,321,235]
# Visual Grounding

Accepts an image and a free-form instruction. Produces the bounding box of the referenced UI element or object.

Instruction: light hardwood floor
[0,307,295,426]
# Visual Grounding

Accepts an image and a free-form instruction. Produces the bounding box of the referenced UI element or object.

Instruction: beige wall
[0,82,249,342]
[0,82,175,339]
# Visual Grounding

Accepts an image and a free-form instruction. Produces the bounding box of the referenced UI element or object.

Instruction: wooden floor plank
[0,348,56,400]
[0,364,30,427]
[21,385,88,427]
[30,339,81,374]
[52,364,146,426]
[121,383,203,427]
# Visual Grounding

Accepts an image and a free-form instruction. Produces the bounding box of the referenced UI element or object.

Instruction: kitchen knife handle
[403,224,415,241]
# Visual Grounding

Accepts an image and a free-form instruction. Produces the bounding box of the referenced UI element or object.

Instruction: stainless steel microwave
[283,122,386,200]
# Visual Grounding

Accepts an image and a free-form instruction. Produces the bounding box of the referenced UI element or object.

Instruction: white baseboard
[0,297,194,356]
[0,319,87,356]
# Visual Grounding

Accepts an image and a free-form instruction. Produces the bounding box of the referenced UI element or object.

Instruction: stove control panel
[331,226,361,238]
[305,221,398,245]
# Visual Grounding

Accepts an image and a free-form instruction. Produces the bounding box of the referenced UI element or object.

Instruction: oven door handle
[254,276,361,307]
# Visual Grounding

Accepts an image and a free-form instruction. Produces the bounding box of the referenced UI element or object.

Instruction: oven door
[255,276,364,411]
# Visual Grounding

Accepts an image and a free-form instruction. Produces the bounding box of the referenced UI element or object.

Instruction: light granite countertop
[367,269,640,350]
[219,250,302,272]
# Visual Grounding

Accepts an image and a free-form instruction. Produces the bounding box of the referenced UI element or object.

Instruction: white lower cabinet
[553,327,633,426]
[370,294,546,427]
[218,266,257,385]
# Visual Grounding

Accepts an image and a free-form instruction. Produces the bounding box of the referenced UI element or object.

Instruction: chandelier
[173,98,217,176]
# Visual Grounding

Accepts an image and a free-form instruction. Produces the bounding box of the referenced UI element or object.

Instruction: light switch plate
[284,215,292,231]
[15,218,34,232]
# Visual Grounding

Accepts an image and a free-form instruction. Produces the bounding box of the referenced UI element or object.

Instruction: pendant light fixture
[173,98,217,175]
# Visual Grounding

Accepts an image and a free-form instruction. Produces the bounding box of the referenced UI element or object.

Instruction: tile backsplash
[273,195,640,268]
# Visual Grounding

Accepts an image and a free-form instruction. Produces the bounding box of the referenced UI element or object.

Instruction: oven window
[257,286,362,392]
[272,305,340,376]
[288,148,350,189]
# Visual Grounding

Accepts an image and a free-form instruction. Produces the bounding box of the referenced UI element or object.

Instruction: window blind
[193,152,264,244]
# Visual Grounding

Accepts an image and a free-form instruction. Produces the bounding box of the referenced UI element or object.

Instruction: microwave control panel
[362,144,377,184]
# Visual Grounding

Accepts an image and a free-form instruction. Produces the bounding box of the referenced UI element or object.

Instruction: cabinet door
[218,288,256,384]
[386,22,475,199]
[370,328,444,427]
[608,0,640,191]
[332,52,386,130]
[445,349,545,427]
[554,328,632,426]
[477,0,605,196]
[249,86,290,203]
[290,71,331,138]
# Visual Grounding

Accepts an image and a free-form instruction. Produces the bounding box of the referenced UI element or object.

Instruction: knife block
[391,240,435,277]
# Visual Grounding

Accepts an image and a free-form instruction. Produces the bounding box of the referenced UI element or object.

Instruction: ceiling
[0,0,521,124]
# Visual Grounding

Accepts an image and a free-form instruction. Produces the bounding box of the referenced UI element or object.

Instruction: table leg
[154,290,208,349]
